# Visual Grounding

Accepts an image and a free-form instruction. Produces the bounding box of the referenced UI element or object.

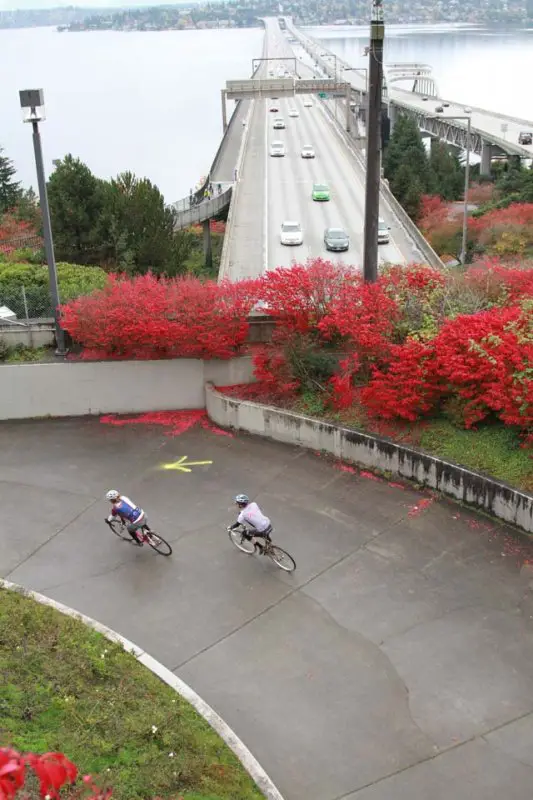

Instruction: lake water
[308,23,533,120]
[1,23,532,202]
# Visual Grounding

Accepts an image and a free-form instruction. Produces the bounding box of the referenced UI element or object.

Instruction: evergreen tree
[383,115,435,217]
[47,154,105,263]
[429,141,464,201]
[0,146,22,213]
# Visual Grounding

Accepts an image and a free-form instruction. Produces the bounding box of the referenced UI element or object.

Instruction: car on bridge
[280,221,303,246]
[378,218,391,244]
[304,99,313,107]
[312,183,330,201]
[324,227,349,252]
[289,108,299,118]
[270,141,286,157]
[301,145,315,158]
[519,131,533,145]
[270,104,279,112]
[273,117,286,129]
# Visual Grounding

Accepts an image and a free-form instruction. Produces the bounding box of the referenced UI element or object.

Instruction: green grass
[418,419,533,491]
[0,588,264,800]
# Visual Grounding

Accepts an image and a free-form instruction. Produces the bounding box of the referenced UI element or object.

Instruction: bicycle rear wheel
[268,545,296,572]
[108,520,131,542]
[144,531,172,556]
[228,528,255,554]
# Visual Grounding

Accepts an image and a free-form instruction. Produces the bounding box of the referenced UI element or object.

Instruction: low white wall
[0,321,55,349]
[0,357,253,420]
[206,384,533,535]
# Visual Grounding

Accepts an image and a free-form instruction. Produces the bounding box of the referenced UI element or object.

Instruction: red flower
[25,752,78,798]
[0,748,25,800]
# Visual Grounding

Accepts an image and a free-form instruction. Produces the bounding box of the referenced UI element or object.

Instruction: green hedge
[0,262,107,318]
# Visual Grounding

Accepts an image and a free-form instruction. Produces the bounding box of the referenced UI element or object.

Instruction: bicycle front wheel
[144,531,172,556]
[228,528,255,554]
[268,545,296,572]
[108,520,131,541]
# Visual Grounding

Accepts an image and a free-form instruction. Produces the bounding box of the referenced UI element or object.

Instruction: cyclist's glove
[107,515,114,523]
[228,522,240,530]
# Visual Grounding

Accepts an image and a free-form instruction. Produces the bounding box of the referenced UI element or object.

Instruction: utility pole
[362,0,384,284]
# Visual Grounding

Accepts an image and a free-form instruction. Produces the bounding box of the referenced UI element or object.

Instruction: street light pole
[461,116,472,265]
[362,0,384,284]
[429,113,471,265]
[321,52,338,120]
[19,89,66,356]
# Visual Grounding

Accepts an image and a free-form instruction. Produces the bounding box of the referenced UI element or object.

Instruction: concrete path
[2,415,533,800]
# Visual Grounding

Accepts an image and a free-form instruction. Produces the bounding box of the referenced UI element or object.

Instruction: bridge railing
[172,187,233,231]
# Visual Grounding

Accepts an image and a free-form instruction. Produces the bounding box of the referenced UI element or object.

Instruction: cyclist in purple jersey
[105,489,147,545]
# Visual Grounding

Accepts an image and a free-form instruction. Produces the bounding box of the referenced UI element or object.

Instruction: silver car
[378,218,390,244]
[324,227,349,252]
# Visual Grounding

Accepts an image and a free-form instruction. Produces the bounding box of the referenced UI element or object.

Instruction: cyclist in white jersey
[229,494,273,553]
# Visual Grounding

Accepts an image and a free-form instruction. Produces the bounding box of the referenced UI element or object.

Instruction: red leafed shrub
[466,257,533,302]
[320,278,398,361]
[60,273,259,360]
[258,258,359,333]
[469,203,533,234]
[433,304,533,429]
[360,339,440,421]
[418,194,451,235]
[328,353,361,410]
[0,213,41,254]
[467,182,496,205]
[0,748,110,799]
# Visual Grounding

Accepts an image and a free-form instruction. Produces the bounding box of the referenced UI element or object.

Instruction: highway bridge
[173,16,533,279]
[287,18,533,175]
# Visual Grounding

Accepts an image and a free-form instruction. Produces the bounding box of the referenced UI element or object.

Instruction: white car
[289,108,299,118]
[273,118,286,130]
[301,145,315,159]
[280,221,303,246]
[378,218,391,244]
[303,99,313,108]
[270,141,286,157]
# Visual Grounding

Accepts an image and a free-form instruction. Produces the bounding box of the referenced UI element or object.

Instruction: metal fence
[0,286,55,350]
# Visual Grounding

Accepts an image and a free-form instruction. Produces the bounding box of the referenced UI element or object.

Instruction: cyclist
[105,489,147,545]
[228,494,272,553]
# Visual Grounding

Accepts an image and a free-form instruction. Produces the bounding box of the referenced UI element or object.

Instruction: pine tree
[429,141,464,201]
[0,146,22,213]
[384,115,435,218]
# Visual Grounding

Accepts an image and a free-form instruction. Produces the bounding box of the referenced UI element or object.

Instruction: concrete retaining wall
[0,357,253,421]
[0,319,55,349]
[206,384,533,534]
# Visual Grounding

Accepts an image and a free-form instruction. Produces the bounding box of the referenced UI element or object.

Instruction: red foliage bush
[433,304,533,429]
[60,273,259,359]
[469,203,533,234]
[0,214,41,254]
[417,194,451,235]
[0,748,109,799]
[360,339,440,421]
[466,257,533,302]
[258,258,359,334]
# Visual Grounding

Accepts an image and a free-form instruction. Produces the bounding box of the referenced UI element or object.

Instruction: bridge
[172,16,533,278]
[287,18,533,176]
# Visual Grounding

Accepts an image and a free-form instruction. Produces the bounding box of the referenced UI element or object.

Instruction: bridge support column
[480,140,492,177]
[203,219,213,271]
[221,90,227,133]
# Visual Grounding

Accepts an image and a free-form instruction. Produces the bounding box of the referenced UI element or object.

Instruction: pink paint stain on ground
[334,462,358,475]
[407,497,435,517]
[100,410,233,438]
[359,470,382,482]
[388,481,406,490]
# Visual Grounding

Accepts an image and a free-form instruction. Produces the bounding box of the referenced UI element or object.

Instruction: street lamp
[19,89,66,356]
[429,111,472,265]
[342,66,368,93]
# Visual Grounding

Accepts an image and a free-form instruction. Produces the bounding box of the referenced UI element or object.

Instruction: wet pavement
[2,413,533,800]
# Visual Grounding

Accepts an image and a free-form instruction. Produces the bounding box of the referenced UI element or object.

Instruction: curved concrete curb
[205,383,533,534]
[0,579,285,800]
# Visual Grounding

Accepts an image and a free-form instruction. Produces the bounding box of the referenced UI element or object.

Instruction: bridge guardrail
[173,187,233,231]
[218,99,255,280]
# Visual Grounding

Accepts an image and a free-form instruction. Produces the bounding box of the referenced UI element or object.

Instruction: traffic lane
[318,98,414,265]
[267,94,364,269]
[304,95,407,266]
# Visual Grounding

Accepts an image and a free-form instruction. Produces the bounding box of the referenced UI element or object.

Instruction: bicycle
[105,518,172,557]
[227,524,296,572]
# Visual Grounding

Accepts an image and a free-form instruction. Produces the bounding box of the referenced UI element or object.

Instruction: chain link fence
[0,285,55,351]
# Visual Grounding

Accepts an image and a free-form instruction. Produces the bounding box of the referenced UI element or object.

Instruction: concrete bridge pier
[388,102,398,133]
[480,140,492,177]
[203,219,213,270]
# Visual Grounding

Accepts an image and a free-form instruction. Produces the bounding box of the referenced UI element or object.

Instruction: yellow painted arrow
[161,456,213,473]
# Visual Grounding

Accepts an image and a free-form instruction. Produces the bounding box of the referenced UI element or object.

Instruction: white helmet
[106,489,120,501]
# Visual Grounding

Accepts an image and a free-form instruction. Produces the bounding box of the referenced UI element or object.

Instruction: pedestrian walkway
[2,417,533,800]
